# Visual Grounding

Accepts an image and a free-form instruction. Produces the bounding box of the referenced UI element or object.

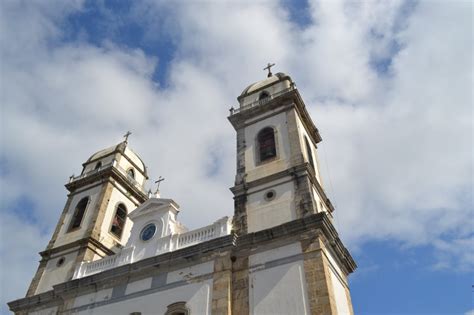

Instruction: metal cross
[123,131,132,142]
[154,176,165,193]
[263,63,275,77]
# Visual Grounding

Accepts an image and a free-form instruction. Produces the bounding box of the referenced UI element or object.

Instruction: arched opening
[305,136,315,170]
[110,203,127,238]
[257,127,276,162]
[259,90,270,100]
[95,161,102,170]
[68,197,89,231]
[127,168,135,179]
[165,302,190,315]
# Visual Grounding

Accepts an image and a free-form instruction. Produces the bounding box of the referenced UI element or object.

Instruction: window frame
[109,203,127,239]
[256,126,278,164]
[67,197,90,232]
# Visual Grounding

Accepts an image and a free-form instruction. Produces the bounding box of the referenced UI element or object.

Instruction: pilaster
[301,237,338,315]
[211,252,233,315]
[231,256,249,315]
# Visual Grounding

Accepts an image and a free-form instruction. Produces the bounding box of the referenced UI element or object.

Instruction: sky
[0,0,472,314]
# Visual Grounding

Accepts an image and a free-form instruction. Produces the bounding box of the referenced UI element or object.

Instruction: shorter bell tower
[26,139,149,296]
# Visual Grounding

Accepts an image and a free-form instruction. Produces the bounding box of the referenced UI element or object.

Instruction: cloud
[0,0,472,311]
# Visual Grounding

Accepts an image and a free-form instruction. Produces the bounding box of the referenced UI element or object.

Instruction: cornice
[8,213,355,313]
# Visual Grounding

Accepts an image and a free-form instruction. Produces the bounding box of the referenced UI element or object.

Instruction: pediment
[128,197,179,221]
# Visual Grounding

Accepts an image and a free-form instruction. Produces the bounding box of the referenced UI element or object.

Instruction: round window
[264,190,276,201]
[140,223,157,241]
[56,257,65,267]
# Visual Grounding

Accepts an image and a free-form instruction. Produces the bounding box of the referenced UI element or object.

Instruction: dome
[85,141,148,177]
[239,72,293,99]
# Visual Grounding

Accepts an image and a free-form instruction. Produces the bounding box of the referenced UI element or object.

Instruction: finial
[263,62,275,78]
[123,131,132,143]
[154,176,165,198]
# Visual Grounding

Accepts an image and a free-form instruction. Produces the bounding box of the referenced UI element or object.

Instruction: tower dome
[85,141,148,178]
[238,72,295,108]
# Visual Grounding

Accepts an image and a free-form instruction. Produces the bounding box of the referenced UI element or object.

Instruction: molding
[229,89,322,145]
[9,213,355,313]
[65,166,148,203]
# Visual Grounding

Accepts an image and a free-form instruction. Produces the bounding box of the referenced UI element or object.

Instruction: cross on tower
[123,131,132,142]
[154,176,165,194]
[263,62,275,78]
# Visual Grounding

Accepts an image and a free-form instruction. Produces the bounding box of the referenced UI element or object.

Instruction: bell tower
[26,139,149,296]
[229,71,335,234]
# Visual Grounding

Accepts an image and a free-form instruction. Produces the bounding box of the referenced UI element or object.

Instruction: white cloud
[0,0,472,311]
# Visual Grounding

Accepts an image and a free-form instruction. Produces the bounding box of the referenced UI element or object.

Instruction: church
[8,69,357,314]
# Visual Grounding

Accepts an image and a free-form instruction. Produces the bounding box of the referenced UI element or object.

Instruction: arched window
[127,168,135,179]
[259,90,270,100]
[164,302,190,315]
[110,203,127,238]
[68,197,89,231]
[304,136,315,170]
[257,127,276,162]
[95,161,102,170]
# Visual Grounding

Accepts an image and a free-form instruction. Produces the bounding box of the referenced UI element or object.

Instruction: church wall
[244,111,291,182]
[295,114,322,184]
[35,251,79,294]
[249,243,310,315]
[117,148,146,186]
[329,267,352,315]
[28,306,58,315]
[68,261,214,315]
[73,281,212,315]
[312,187,328,213]
[98,187,139,248]
[54,185,103,248]
[246,179,296,233]
[323,243,352,314]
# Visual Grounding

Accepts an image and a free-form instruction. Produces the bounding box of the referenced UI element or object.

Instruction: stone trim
[65,166,147,203]
[231,256,249,315]
[9,213,355,314]
[229,89,322,145]
[211,252,232,315]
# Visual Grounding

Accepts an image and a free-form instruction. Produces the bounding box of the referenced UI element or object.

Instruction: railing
[73,217,232,279]
[230,86,294,115]
[73,247,134,279]
[69,162,114,183]
[68,161,144,192]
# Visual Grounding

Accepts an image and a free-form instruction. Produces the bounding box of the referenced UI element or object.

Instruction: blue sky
[0,1,472,314]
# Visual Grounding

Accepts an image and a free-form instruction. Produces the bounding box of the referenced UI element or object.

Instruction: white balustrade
[73,217,232,279]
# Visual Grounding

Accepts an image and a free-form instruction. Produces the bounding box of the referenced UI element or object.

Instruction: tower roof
[85,141,148,178]
[239,72,293,100]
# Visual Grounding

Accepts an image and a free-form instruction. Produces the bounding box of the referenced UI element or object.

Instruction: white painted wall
[295,114,322,184]
[246,179,295,233]
[72,262,214,315]
[99,187,138,249]
[74,281,212,315]
[35,251,79,294]
[28,306,58,315]
[54,185,102,248]
[249,243,310,315]
[329,268,351,314]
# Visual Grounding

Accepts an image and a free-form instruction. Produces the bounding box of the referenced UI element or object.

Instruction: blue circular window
[140,223,157,241]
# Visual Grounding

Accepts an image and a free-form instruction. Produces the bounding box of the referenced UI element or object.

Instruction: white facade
[10,72,356,315]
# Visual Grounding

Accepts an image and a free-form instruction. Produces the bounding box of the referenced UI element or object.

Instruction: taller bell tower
[229,72,335,234]
[26,140,149,296]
